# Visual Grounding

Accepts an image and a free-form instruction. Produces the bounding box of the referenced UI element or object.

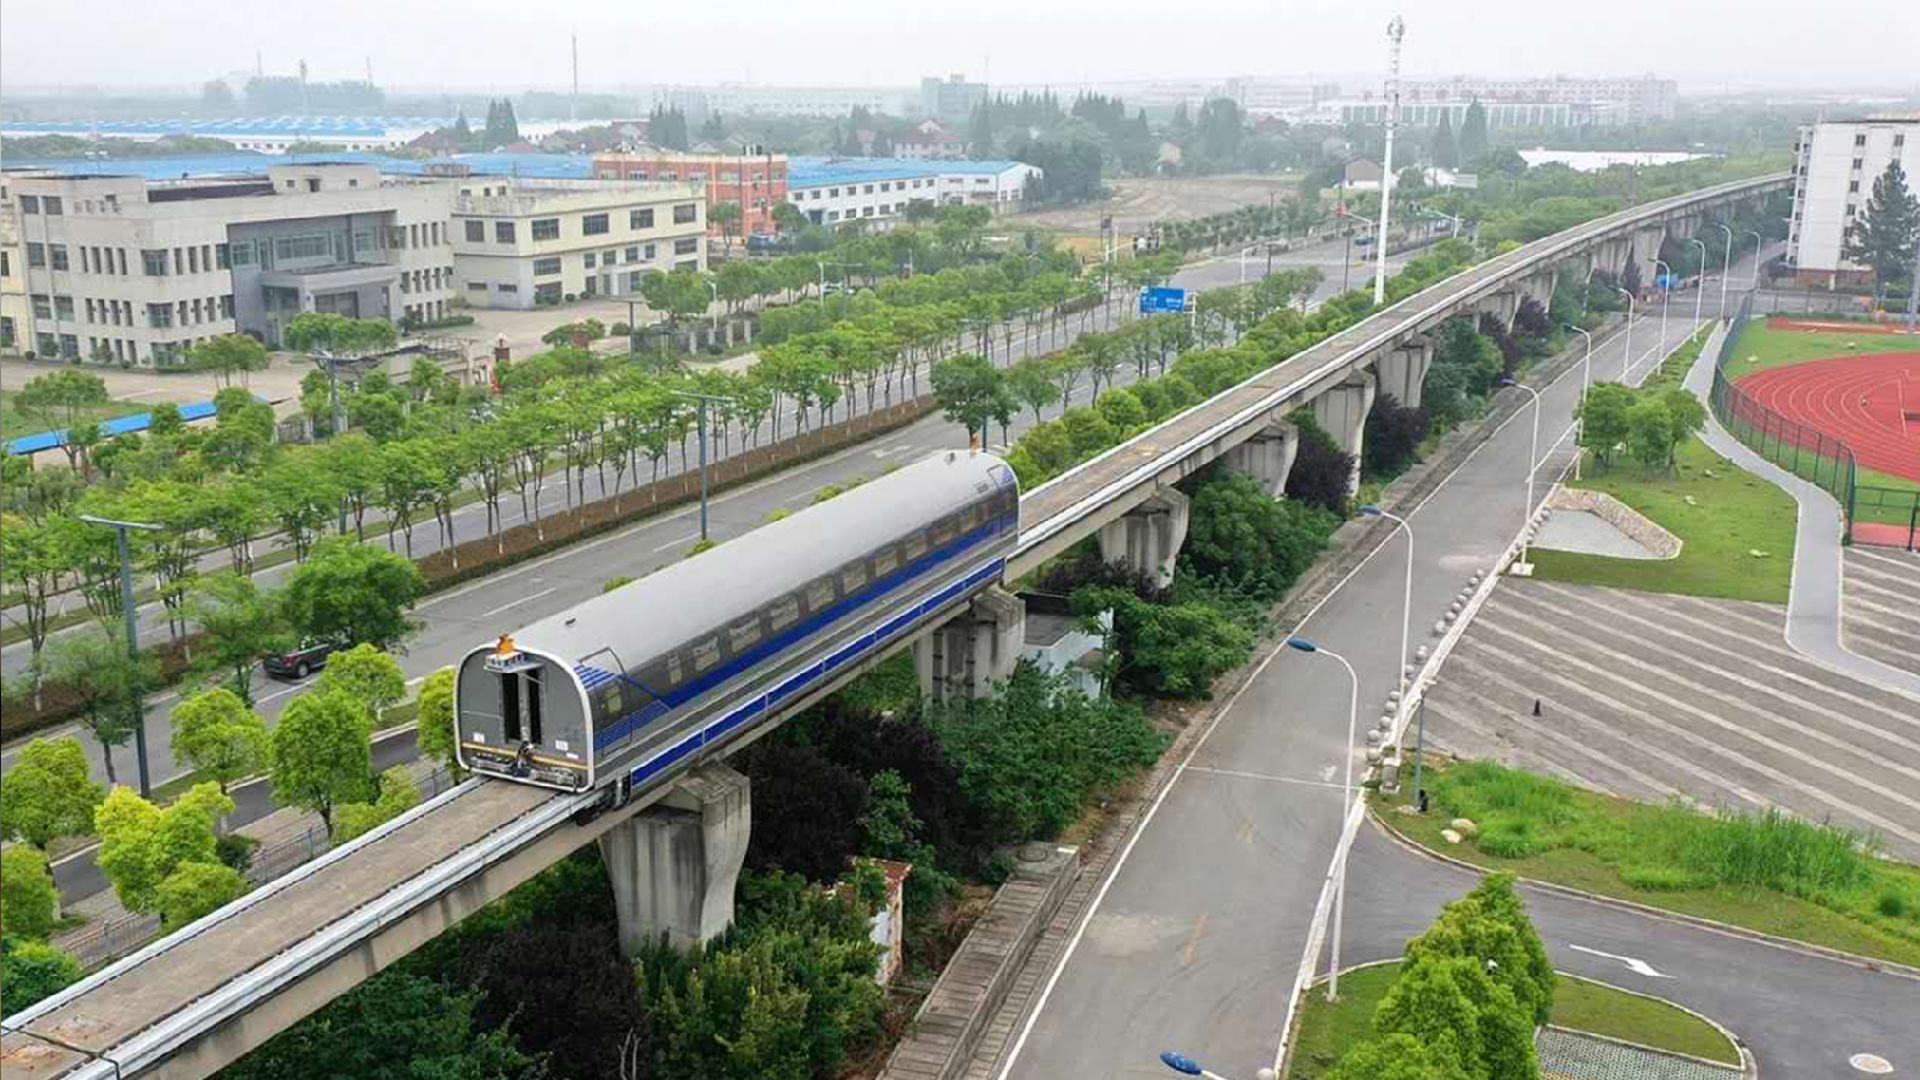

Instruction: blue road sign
[1139,286,1187,314]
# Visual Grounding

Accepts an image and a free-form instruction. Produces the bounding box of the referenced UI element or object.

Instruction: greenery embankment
[1384,760,1920,969]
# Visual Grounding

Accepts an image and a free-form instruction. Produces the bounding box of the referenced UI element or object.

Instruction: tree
[1659,387,1707,463]
[931,353,1014,445]
[1184,471,1339,600]
[270,688,374,833]
[1433,112,1459,171]
[188,334,271,389]
[1626,396,1677,471]
[330,766,422,843]
[42,624,152,786]
[1284,420,1357,513]
[1363,394,1432,479]
[155,859,247,930]
[1326,1034,1472,1080]
[1577,382,1635,468]
[186,573,288,705]
[414,668,462,778]
[281,537,426,651]
[0,737,103,849]
[1,844,60,940]
[1,937,82,1017]
[711,201,745,256]
[1007,358,1061,422]
[1842,159,1919,304]
[482,98,521,150]
[94,783,234,915]
[13,369,109,472]
[171,687,270,794]
[283,312,397,357]
[741,742,869,883]
[315,643,408,724]
[1458,100,1489,166]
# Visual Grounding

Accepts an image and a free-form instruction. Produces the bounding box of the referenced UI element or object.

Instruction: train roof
[489,450,1013,673]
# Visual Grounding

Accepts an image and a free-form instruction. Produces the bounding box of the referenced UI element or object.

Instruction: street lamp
[1617,287,1636,376]
[1285,635,1360,1002]
[1744,229,1765,291]
[1334,205,1376,295]
[1358,505,1413,695]
[703,278,719,337]
[1686,237,1708,330]
[1159,1050,1277,1080]
[1564,324,1594,480]
[1651,259,1673,370]
[672,390,735,543]
[1237,243,1263,285]
[1715,223,1734,320]
[1496,377,1543,575]
[78,514,164,797]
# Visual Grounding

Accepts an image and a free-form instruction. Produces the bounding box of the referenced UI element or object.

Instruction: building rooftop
[2,116,455,138]
[1,150,595,183]
[788,156,1029,187]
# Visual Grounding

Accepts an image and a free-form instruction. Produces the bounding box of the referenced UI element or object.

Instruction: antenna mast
[570,33,579,123]
[1373,15,1404,306]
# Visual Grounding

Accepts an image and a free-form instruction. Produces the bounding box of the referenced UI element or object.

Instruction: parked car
[263,638,343,680]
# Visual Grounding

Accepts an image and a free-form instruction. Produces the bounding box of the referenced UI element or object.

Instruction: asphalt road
[996,301,1736,1079]
[20,239,1403,907]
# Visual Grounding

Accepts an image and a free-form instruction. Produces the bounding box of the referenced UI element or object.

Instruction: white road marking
[650,533,700,553]
[1186,765,1348,791]
[479,587,558,619]
[1569,943,1671,978]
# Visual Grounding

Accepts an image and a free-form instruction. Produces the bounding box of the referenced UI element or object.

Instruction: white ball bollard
[1433,620,1448,636]
[1388,689,1402,703]
[1366,729,1384,748]
[1415,645,1430,661]
[1366,746,1384,765]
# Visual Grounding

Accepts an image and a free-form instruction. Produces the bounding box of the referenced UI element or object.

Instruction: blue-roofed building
[784,156,1039,229]
[0,116,457,153]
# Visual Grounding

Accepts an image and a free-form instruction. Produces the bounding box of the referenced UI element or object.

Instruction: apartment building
[784,158,1041,230]
[1786,117,1920,286]
[1314,75,1679,128]
[591,150,787,239]
[1,162,454,363]
[449,177,705,309]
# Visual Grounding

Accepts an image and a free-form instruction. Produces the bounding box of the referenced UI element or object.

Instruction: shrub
[1620,865,1711,892]
[0,845,59,940]
[1,935,82,1016]
[1362,393,1432,480]
[215,832,259,874]
[739,742,869,883]
[1475,818,1544,859]
[1183,468,1339,600]
[1075,582,1256,698]
[1285,416,1356,513]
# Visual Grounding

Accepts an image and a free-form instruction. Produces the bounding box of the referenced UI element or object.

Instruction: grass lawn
[1380,761,1920,969]
[1723,319,1920,377]
[0,388,146,439]
[1530,435,1798,603]
[1288,961,1740,1077]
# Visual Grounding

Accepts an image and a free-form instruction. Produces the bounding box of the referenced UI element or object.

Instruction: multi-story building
[1786,117,1920,286]
[591,150,787,239]
[449,177,705,309]
[896,120,968,160]
[783,158,1041,229]
[653,85,914,121]
[920,75,989,124]
[1312,74,1678,129]
[1,162,455,363]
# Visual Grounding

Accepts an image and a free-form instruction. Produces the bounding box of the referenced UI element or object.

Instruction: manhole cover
[1850,1053,1893,1074]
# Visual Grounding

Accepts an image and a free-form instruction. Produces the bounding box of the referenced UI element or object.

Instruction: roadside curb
[1367,806,1920,984]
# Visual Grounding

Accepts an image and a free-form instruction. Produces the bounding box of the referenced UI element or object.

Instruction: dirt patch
[1013,175,1300,237]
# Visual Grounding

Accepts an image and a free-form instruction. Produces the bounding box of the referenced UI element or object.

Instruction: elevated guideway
[0,172,1788,1080]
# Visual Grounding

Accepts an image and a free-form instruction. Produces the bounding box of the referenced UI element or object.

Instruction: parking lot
[1422,577,1920,860]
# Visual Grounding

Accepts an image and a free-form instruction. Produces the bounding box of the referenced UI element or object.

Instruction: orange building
[591,149,789,239]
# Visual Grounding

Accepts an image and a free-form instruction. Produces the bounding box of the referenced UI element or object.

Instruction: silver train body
[454,450,1019,800]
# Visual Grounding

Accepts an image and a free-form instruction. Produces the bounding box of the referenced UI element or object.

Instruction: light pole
[1336,205,1376,296]
[672,390,734,543]
[1565,324,1594,480]
[1359,505,1413,695]
[78,514,164,797]
[1373,16,1406,307]
[1687,237,1708,329]
[1715,222,1734,320]
[1617,287,1636,376]
[703,278,720,339]
[1237,243,1263,285]
[1744,229,1765,291]
[1651,259,1672,362]
[1285,636,1359,1002]
[1159,1050,1277,1080]
[1497,377,1543,575]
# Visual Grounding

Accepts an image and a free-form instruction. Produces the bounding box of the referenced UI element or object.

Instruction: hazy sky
[3,0,1916,96]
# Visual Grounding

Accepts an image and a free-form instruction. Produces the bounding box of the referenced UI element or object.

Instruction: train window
[805,577,837,613]
[841,561,869,593]
[603,686,622,717]
[902,530,927,561]
[499,673,522,742]
[930,514,957,546]
[769,594,800,631]
[873,546,900,578]
[962,504,983,530]
[691,637,720,673]
[729,616,763,652]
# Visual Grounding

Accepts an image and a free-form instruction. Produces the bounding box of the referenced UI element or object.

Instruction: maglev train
[454,449,1019,804]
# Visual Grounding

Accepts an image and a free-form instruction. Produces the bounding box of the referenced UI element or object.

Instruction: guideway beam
[599,763,751,955]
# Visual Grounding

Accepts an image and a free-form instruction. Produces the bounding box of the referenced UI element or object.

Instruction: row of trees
[1577,376,1708,471]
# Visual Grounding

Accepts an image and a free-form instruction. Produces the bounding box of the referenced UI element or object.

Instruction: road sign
[1140,286,1187,314]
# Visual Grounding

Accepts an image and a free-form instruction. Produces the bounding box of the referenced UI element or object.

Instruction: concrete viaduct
[0,172,1787,1080]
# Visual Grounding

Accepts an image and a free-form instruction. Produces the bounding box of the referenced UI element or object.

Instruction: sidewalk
[1683,320,1920,698]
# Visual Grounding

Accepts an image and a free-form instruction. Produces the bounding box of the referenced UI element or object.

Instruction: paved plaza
[1842,547,1920,678]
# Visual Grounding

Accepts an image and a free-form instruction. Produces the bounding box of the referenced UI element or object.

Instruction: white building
[654,84,914,120]
[1309,74,1678,129]
[1,162,456,363]
[1786,117,1920,286]
[448,177,705,309]
[785,158,1041,230]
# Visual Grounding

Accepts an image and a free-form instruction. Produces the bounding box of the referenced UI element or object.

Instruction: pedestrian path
[1842,547,1920,678]
[1682,321,1920,697]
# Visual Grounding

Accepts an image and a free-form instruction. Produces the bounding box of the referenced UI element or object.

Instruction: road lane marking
[479,587,558,619]
[1186,765,1347,791]
[1568,943,1670,978]
[649,533,700,553]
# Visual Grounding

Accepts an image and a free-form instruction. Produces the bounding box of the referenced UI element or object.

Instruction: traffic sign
[1139,286,1187,314]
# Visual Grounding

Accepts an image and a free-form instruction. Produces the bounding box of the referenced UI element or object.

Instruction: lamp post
[1238,243,1263,285]
[1715,223,1734,320]
[672,390,735,543]
[1565,324,1594,480]
[1373,16,1406,307]
[1496,377,1543,575]
[1651,259,1673,368]
[78,514,164,797]
[1285,636,1360,1001]
[1617,287,1636,377]
[1159,1050,1277,1080]
[703,278,720,341]
[1687,237,1708,329]
[1336,205,1376,296]
[1744,229,1765,291]
[1358,505,1413,695]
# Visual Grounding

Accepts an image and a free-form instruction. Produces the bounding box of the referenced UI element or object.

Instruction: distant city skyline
[3,0,1916,97]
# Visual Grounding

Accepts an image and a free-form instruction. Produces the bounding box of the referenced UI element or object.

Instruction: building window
[141,249,171,276]
[630,208,654,229]
[216,243,230,269]
[532,218,560,241]
[1849,180,1861,193]
[624,246,640,263]
[584,252,597,269]
[230,241,254,267]
[644,243,656,259]
[465,220,486,242]
[535,281,563,304]
[43,196,62,216]
[1854,133,1867,146]
[220,295,234,318]
[31,294,52,319]
[673,203,697,224]
[495,221,515,243]
[19,194,39,213]
[59,334,78,358]
[188,246,200,274]
[147,303,174,328]
[582,212,610,236]
[673,237,698,255]
[468,281,489,292]
[625,271,643,291]
[37,333,57,356]
[26,243,45,268]
[532,257,562,276]
[498,283,518,294]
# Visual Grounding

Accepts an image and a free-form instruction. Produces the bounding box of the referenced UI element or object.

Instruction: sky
[3,0,1917,97]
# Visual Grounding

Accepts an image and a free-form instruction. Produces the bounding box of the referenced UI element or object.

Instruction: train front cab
[454,634,594,792]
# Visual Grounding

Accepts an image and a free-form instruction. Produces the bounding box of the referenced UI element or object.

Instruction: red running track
[1735,351,1920,483]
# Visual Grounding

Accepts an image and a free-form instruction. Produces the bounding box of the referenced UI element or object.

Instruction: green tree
[1,844,60,940]
[170,687,270,794]
[1,936,82,1016]
[1184,471,1339,599]
[280,537,426,651]
[931,353,1015,445]
[283,312,398,358]
[0,737,103,848]
[414,667,462,778]
[1433,111,1460,171]
[315,643,408,724]
[1842,159,1919,304]
[1458,100,1489,166]
[13,369,110,472]
[42,624,153,786]
[1007,357,1061,422]
[185,572,289,705]
[270,688,373,832]
[188,334,271,389]
[1576,382,1635,469]
[711,200,745,257]
[94,783,234,915]
[330,765,422,843]
[0,514,76,699]
[155,859,248,930]
[1326,1033,1472,1080]
[1626,396,1676,472]
[1659,387,1707,464]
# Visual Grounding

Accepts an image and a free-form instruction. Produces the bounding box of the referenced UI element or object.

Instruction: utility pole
[1373,15,1405,307]
[1908,245,1919,335]
[78,515,164,798]
[570,33,579,125]
[673,391,735,542]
